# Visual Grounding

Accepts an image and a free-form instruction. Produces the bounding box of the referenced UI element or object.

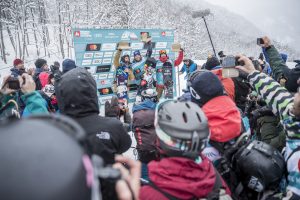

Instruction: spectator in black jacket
[55,68,131,165]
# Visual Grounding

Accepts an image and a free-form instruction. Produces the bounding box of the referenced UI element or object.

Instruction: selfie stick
[192,9,217,57]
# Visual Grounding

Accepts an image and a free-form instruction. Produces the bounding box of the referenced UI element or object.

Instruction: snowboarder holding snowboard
[156,49,184,99]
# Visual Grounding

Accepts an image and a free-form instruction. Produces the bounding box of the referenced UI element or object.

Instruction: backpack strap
[206,168,223,200]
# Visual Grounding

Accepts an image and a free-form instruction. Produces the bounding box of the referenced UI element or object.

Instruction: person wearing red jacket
[140,100,231,200]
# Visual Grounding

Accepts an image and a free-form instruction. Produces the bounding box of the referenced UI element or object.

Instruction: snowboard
[115,67,129,101]
[162,61,174,99]
[137,58,156,97]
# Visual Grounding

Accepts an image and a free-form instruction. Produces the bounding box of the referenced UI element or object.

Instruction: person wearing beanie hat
[33,59,49,90]
[155,48,184,99]
[190,71,224,106]
[10,58,25,77]
[190,71,241,143]
[62,59,77,74]
[179,59,198,84]
[205,56,221,71]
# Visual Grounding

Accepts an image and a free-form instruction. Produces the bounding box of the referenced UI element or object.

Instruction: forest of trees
[0,0,298,66]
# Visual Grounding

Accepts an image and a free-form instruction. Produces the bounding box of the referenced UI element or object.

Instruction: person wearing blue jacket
[180,59,198,79]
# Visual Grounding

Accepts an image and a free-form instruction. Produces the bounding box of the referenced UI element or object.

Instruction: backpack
[0,99,20,120]
[33,73,43,90]
[145,168,232,200]
[132,109,158,163]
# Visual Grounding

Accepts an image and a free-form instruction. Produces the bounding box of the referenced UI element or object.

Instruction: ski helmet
[155,100,210,159]
[232,140,285,193]
[0,114,92,200]
[141,89,158,103]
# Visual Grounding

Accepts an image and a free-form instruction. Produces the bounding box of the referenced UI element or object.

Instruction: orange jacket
[211,69,235,101]
[203,96,241,142]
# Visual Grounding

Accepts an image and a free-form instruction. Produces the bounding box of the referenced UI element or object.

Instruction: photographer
[0,114,141,200]
[259,36,300,93]
[0,74,49,119]
[236,55,300,199]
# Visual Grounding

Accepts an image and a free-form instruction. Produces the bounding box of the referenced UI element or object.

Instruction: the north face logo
[96,132,111,140]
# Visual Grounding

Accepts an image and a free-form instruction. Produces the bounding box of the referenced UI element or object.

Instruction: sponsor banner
[73,28,175,104]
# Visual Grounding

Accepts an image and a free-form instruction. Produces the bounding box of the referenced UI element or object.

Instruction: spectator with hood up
[55,67,131,164]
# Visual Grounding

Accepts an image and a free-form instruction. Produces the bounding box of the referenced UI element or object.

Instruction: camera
[92,155,121,200]
[257,38,264,45]
[6,77,20,90]
[222,56,243,78]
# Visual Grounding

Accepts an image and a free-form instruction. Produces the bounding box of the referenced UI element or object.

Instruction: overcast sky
[208,0,300,52]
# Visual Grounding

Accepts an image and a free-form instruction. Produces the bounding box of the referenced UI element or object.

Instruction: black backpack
[132,109,158,163]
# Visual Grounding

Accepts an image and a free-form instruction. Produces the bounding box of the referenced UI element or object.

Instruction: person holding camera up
[0,73,49,119]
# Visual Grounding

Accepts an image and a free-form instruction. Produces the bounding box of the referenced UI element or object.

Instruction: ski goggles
[159,50,167,55]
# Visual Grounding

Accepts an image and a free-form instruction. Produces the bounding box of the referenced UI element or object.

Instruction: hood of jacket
[202,96,241,142]
[147,156,216,199]
[55,68,99,117]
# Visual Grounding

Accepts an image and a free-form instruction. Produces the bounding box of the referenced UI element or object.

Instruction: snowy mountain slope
[0,0,299,77]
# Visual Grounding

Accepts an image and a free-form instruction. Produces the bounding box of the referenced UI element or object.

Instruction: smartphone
[257,38,264,45]
[222,56,239,78]
[7,77,20,90]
